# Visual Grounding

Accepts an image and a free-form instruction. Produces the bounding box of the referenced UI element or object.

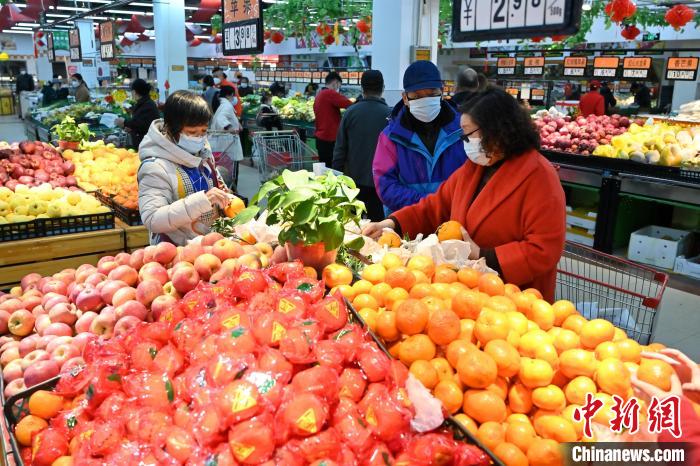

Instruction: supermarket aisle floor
[653,288,700,360]
[236,162,262,201]
[0,115,26,143]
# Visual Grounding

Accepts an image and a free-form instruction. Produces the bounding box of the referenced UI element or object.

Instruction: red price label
[564,56,587,68]
[498,57,516,67]
[623,56,651,69]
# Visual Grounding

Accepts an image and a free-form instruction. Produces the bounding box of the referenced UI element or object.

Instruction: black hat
[361,70,384,91]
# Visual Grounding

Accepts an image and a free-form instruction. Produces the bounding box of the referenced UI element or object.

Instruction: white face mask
[230,96,239,106]
[464,137,491,166]
[213,77,221,85]
[240,83,248,88]
[71,80,79,88]
[178,133,206,154]
[408,96,441,123]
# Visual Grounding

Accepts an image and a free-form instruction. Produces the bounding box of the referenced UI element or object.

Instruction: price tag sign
[506,88,519,96]
[99,21,115,60]
[312,71,322,82]
[69,28,82,61]
[340,71,350,81]
[497,57,516,75]
[593,56,618,77]
[46,32,55,62]
[563,56,587,76]
[222,0,264,55]
[666,57,699,81]
[452,0,583,42]
[523,56,544,75]
[622,56,651,79]
[349,71,360,84]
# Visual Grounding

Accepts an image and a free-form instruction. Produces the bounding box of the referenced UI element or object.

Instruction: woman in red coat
[363,86,566,301]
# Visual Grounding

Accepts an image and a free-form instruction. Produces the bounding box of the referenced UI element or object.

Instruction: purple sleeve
[372,133,423,212]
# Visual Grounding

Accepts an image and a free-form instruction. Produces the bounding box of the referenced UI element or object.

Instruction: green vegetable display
[52,116,93,143]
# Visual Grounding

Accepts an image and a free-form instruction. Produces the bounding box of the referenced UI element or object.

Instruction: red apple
[97,260,119,276]
[0,345,20,366]
[143,245,157,263]
[75,287,104,312]
[0,309,10,334]
[114,252,132,266]
[84,272,107,287]
[115,316,142,337]
[35,314,52,335]
[4,378,26,398]
[202,232,224,246]
[35,335,56,350]
[72,332,96,354]
[44,322,72,337]
[99,280,129,305]
[0,298,23,313]
[18,335,38,357]
[60,356,85,374]
[162,282,179,298]
[53,270,75,286]
[153,242,177,265]
[194,254,221,282]
[115,300,148,321]
[212,239,244,261]
[24,359,59,388]
[108,265,138,287]
[45,336,72,354]
[136,280,163,307]
[48,302,78,326]
[3,359,23,382]
[138,262,169,286]
[90,314,116,338]
[42,293,68,312]
[75,311,98,334]
[20,273,42,292]
[31,305,46,318]
[112,287,137,307]
[51,343,80,366]
[150,295,177,322]
[8,309,35,336]
[21,349,49,370]
[178,243,204,265]
[171,265,200,295]
[129,249,145,270]
[75,264,98,284]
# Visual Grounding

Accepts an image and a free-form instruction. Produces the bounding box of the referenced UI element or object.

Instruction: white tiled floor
[2,115,698,358]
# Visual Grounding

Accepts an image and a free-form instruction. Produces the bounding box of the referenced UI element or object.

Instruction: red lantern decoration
[551,34,568,41]
[316,23,331,35]
[356,19,369,33]
[264,30,271,40]
[604,0,636,23]
[189,38,202,47]
[271,31,284,44]
[665,4,694,30]
[531,36,543,42]
[323,34,335,45]
[621,24,640,39]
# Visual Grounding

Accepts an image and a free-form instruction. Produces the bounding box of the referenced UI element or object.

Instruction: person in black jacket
[599,81,617,113]
[451,67,486,109]
[332,70,390,221]
[630,82,652,110]
[16,70,35,118]
[116,79,160,150]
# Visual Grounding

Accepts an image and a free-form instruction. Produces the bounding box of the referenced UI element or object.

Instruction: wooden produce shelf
[117,219,149,251]
[0,228,124,290]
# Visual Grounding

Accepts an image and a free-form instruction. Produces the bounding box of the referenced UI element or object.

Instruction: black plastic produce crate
[95,191,142,226]
[0,212,115,243]
[0,220,43,242]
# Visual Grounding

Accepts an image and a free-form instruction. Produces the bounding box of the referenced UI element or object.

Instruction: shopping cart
[208,129,242,188]
[555,241,668,344]
[251,130,318,181]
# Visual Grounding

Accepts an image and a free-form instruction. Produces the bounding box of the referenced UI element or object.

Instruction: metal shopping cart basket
[208,129,242,188]
[251,130,318,181]
[555,241,668,344]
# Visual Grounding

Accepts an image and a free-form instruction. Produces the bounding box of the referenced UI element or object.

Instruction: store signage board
[622,56,651,79]
[452,0,583,42]
[592,56,619,77]
[523,56,544,75]
[221,0,264,55]
[46,32,55,62]
[52,31,69,51]
[666,57,699,81]
[99,21,115,60]
[563,56,587,76]
[497,57,516,75]
[69,28,82,61]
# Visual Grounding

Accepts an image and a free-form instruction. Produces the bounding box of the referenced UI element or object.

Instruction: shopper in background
[41,77,65,107]
[138,90,228,245]
[314,71,353,167]
[365,86,565,300]
[270,81,287,98]
[600,81,617,113]
[372,60,466,215]
[238,76,254,97]
[578,80,605,117]
[332,70,390,221]
[451,67,484,108]
[202,75,218,110]
[630,82,652,110]
[304,82,318,98]
[212,67,242,117]
[114,79,160,150]
[256,93,283,131]
[16,69,35,119]
[210,86,244,189]
[71,73,90,103]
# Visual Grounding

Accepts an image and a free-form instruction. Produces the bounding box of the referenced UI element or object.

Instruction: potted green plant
[52,116,93,150]
[233,169,365,271]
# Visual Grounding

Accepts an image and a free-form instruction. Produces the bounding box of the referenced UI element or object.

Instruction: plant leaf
[232,205,260,225]
[318,220,343,251]
[345,236,365,251]
[282,169,311,189]
[293,201,318,224]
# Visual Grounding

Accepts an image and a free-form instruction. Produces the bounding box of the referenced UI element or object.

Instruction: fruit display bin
[0,212,115,243]
[95,191,142,226]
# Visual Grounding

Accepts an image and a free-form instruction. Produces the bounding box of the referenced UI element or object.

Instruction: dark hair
[260,92,272,105]
[131,78,151,98]
[162,90,212,139]
[456,67,479,91]
[203,75,215,87]
[325,71,342,85]
[459,86,540,159]
[240,76,249,83]
[212,67,227,79]
[72,73,84,83]
[212,85,236,113]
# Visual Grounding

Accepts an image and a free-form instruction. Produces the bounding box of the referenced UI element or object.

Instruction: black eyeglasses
[460,128,480,142]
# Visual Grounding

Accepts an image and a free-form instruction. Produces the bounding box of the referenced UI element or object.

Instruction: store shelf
[118,219,149,251]
[613,247,700,294]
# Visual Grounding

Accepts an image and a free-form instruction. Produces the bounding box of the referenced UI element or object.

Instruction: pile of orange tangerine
[322,254,674,466]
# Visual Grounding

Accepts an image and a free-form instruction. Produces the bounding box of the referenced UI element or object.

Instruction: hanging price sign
[593,56,619,78]
[622,56,651,79]
[665,57,699,81]
[222,0,264,55]
[99,21,115,60]
[497,57,516,75]
[523,56,545,75]
[69,28,82,61]
[563,56,587,76]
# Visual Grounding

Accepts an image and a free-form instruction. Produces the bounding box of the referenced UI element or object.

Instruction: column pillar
[75,19,98,88]
[372,0,440,106]
[153,0,188,98]
[671,52,700,111]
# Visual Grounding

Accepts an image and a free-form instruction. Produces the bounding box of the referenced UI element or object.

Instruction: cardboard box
[566,226,595,247]
[566,206,598,231]
[628,225,691,269]
[674,255,700,280]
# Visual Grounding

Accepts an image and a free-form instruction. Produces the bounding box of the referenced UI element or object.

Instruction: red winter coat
[579,90,605,116]
[391,149,566,302]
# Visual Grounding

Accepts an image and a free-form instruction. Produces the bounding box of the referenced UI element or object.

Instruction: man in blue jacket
[372,61,466,216]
